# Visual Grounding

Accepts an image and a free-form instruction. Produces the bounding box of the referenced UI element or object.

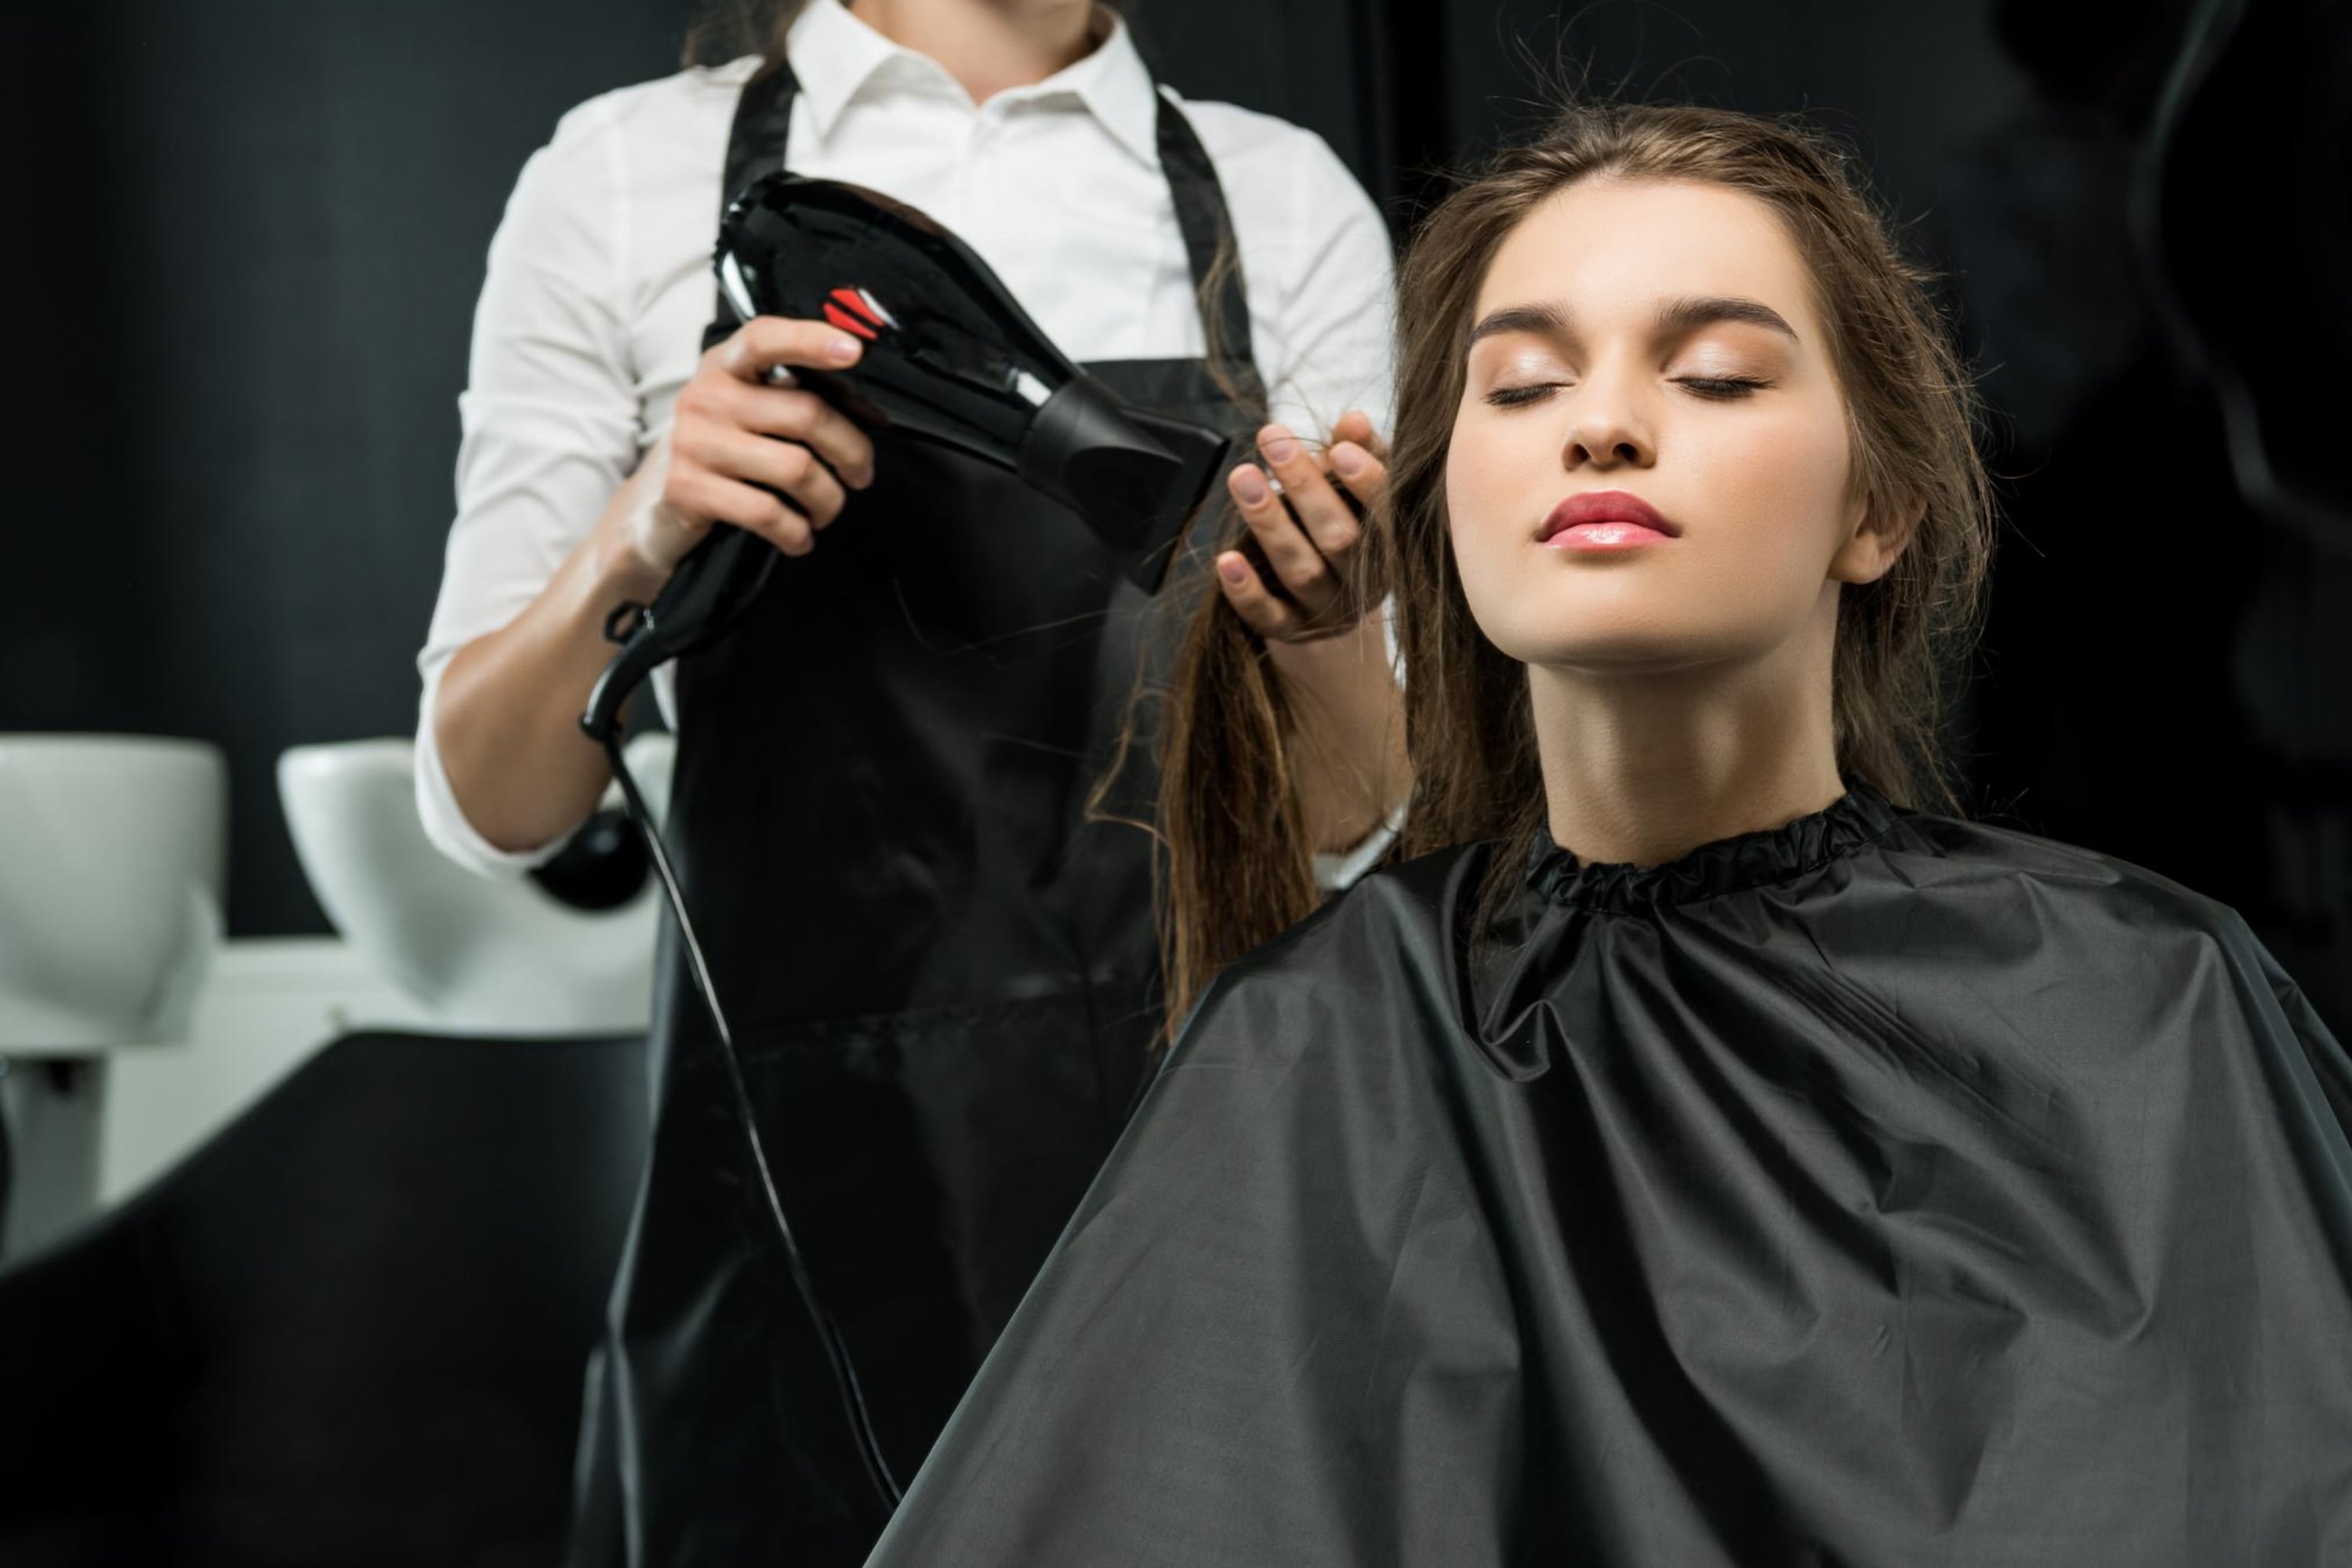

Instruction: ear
[1828,488,1923,586]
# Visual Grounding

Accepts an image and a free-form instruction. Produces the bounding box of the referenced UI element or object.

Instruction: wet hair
[1157,101,1995,1029]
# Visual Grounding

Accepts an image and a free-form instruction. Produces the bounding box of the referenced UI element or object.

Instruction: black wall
[5,1,688,939]
[7,1,2347,1031]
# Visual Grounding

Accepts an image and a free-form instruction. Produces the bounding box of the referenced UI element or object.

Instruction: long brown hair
[1159,101,1995,1027]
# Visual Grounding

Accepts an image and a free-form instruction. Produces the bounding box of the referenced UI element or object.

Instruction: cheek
[1697,402,1857,558]
[1442,408,1533,565]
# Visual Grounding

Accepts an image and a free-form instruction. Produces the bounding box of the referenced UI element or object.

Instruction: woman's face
[1446,177,1891,677]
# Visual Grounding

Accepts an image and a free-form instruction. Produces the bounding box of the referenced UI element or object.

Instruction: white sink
[0,735,227,1054]
[277,735,675,1035]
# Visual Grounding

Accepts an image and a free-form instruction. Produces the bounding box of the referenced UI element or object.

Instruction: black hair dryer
[583,172,1233,738]
[716,172,1232,581]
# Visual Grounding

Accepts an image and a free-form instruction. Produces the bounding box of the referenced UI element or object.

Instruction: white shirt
[415,0,1396,875]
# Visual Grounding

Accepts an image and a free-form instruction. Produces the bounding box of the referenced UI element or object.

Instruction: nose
[1559,374,1656,471]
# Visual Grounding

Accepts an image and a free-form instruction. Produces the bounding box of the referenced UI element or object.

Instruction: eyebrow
[1465,302,1569,347]
[1656,295,1799,343]
[1465,294,1800,350]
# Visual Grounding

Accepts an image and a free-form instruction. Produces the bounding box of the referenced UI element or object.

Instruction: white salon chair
[0,734,227,1256]
[277,734,675,1036]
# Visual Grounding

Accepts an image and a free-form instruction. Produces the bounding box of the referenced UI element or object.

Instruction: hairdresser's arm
[434,321,874,854]
[1217,410,1410,856]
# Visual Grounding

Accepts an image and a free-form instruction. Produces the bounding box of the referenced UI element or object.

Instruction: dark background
[5,0,2347,1029]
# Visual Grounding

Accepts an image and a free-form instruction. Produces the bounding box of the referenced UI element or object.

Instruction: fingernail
[1331,443,1367,480]
[1231,467,1269,506]
[827,335,861,363]
[1218,554,1250,585]
[1261,431,1298,466]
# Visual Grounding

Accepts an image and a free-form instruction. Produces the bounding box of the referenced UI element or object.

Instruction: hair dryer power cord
[591,675,903,1513]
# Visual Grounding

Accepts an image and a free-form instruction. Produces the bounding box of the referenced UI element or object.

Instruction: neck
[846,0,1100,105]
[1528,593,1846,868]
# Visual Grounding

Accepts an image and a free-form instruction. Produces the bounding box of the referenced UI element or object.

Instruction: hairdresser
[412,0,1402,1561]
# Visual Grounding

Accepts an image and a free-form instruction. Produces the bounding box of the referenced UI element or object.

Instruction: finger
[724,381,876,489]
[1214,550,1302,641]
[682,426,848,528]
[669,471,817,556]
[1329,408,1390,461]
[716,316,864,382]
[1330,408,1388,459]
[1256,423,1362,562]
[1228,462,1338,617]
[1327,438,1387,514]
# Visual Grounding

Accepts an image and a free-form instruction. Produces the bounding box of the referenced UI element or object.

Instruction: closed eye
[1676,376,1769,400]
[1486,376,1770,409]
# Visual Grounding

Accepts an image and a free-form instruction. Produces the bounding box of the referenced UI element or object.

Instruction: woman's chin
[1483,613,1735,677]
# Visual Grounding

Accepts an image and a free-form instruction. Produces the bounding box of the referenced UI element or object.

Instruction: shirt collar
[785,1,1163,170]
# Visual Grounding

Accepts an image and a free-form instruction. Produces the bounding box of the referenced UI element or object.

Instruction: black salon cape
[864,789,2352,1566]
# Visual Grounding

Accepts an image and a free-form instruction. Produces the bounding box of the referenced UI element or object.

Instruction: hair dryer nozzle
[1018,374,1234,590]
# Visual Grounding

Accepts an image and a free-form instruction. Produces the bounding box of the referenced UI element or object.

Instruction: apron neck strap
[1150,88,1259,385]
[702,63,802,352]
[703,56,1259,383]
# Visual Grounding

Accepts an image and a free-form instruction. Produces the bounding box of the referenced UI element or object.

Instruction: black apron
[567,60,1264,1567]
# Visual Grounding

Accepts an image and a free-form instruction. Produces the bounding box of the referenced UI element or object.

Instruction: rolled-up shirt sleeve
[415,96,644,876]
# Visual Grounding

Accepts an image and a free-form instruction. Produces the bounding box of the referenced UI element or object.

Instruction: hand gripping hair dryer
[717,172,1233,572]
[583,172,1234,739]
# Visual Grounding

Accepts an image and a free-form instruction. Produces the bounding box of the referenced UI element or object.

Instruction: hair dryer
[582,173,1236,739]
[714,172,1233,582]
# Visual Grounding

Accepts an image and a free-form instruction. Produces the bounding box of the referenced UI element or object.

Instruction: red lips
[1537,491,1681,542]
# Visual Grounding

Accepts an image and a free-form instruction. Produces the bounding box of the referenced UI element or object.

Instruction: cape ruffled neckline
[1523,785,1901,912]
